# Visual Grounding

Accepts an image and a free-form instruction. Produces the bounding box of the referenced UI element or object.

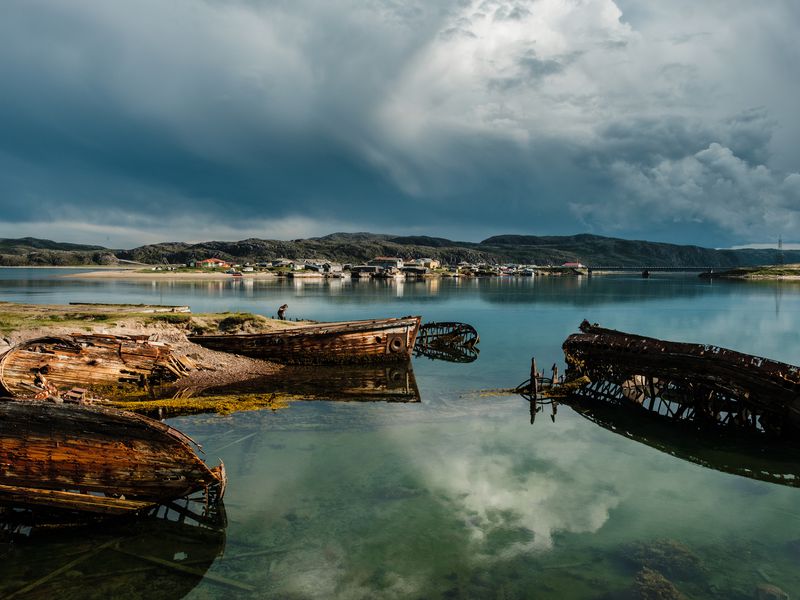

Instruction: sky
[1,0,799,249]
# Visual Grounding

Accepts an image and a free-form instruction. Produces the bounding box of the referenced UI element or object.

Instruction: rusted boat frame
[0,399,226,517]
[561,320,800,437]
[414,322,480,363]
[188,316,421,365]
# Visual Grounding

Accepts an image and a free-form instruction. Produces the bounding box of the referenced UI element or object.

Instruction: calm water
[2,269,800,599]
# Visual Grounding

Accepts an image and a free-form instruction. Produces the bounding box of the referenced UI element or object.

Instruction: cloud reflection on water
[412,416,621,559]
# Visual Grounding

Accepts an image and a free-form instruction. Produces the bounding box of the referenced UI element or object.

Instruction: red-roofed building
[191,258,232,269]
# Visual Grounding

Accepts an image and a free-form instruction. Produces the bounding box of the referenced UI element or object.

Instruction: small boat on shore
[188,316,421,365]
[0,399,226,516]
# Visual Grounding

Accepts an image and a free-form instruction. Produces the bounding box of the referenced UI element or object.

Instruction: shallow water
[2,270,800,598]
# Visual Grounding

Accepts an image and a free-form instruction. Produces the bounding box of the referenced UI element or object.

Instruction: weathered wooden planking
[188,316,421,364]
[0,399,225,514]
[0,334,191,398]
[0,484,153,515]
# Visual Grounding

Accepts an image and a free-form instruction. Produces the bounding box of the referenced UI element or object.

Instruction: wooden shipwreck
[0,334,194,399]
[561,320,800,437]
[188,316,421,365]
[0,399,226,516]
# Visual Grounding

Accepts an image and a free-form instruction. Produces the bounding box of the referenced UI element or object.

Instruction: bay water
[1,269,799,599]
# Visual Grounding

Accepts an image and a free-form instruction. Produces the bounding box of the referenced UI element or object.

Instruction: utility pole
[777,235,784,265]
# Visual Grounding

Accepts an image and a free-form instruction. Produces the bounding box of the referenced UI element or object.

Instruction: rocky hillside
[0,238,118,266]
[1,233,796,268]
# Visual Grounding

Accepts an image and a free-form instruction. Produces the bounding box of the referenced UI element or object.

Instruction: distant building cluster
[170,255,587,278]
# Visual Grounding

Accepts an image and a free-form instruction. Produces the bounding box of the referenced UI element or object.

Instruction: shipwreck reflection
[205,362,420,403]
[528,394,800,489]
[0,503,229,599]
[173,362,420,404]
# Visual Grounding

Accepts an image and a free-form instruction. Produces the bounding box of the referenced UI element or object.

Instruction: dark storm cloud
[0,0,799,246]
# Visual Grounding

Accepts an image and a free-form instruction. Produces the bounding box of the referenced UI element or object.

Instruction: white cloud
[1,0,799,244]
[574,143,800,239]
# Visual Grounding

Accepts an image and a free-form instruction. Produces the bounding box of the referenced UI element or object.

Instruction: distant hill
[0,234,796,268]
[0,237,106,252]
[0,237,118,266]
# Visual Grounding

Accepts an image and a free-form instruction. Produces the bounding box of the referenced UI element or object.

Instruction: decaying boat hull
[563,320,800,436]
[188,316,421,364]
[0,334,193,399]
[0,399,226,515]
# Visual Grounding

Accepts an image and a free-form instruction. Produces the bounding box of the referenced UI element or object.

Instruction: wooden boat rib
[562,320,800,435]
[0,334,193,399]
[0,399,226,516]
[188,316,422,365]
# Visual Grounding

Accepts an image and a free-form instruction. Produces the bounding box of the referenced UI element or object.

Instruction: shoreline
[62,269,279,280]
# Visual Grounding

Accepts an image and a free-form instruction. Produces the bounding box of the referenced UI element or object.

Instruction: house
[191,258,232,269]
[411,258,441,269]
[561,261,586,268]
[322,262,343,274]
[350,265,382,277]
[368,256,404,270]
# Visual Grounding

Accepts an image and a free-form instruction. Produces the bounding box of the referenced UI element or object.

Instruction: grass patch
[148,313,192,325]
[110,392,297,418]
[0,301,304,336]
[217,312,267,332]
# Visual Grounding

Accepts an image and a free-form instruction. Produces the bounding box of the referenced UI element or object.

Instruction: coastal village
[171,255,588,278]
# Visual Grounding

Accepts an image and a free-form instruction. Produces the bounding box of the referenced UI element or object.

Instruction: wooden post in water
[530,357,538,400]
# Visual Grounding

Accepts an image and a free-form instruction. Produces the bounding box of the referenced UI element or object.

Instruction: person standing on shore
[278,304,288,320]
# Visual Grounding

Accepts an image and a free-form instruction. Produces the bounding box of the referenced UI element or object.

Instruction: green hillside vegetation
[0,233,796,269]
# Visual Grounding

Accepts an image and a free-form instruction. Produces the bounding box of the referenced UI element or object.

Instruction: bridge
[587,266,714,272]
[585,266,715,277]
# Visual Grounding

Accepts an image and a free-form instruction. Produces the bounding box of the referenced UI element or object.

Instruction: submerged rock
[756,583,790,600]
[622,539,706,580]
[633,567,687,600]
